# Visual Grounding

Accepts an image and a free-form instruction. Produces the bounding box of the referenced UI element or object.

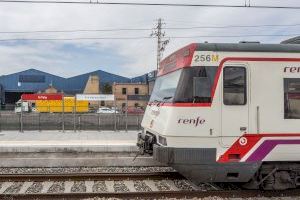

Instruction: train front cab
[151,62,260,186]
[138,54,300,190]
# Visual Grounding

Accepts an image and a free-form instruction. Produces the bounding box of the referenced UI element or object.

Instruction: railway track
[0,171,196,199]
[0,171,299,199]
[6,189,300,200]
[0,171,181,181]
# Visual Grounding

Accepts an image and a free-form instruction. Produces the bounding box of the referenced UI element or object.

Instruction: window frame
[100,101,105,106]
[134,88,139,95]
[122,88,127,95]
[284,78,300,119]
[19,75,46,83]
[223,66,247,106]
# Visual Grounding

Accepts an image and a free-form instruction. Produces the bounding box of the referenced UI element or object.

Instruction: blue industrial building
[0,68,149,104]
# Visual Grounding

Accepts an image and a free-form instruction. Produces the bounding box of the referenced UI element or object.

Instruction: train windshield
[150,66,218,103]
[150,69,182,103]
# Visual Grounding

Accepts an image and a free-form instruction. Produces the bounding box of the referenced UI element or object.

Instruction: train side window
[284,78,300,119]
[223,67,247,105]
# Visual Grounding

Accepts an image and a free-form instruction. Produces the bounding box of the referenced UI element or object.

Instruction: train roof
[158,42,300,76]
[193,42,300,53]
[281,36,300,44]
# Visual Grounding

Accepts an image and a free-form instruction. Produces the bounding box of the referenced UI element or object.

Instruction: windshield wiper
[159,96,173,106]
[150,97,172,106]
[163,96,172,100]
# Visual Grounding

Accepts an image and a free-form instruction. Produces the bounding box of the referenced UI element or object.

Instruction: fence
[0,105,144,132]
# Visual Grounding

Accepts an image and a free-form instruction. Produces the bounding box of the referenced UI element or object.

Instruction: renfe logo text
[284,67,300,73]
[178,117,206,127]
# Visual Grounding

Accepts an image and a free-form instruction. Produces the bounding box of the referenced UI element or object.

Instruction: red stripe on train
[218,133,300,163]
[153,57,300,108]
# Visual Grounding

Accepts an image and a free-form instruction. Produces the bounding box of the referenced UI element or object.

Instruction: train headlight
[158,135,167,146]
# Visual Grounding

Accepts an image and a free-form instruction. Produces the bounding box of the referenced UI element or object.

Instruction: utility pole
[245,0,251,7]
[151,18,169,70]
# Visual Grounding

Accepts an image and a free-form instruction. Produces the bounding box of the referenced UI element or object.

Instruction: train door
[221,64,249,147]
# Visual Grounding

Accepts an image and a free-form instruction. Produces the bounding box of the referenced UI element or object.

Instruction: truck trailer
[36,96,89,113]
[15,96,89,113]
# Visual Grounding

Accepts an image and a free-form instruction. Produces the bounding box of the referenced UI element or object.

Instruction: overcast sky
[0,0,299,78]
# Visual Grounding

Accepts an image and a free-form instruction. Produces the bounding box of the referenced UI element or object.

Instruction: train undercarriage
[137,132,300,190]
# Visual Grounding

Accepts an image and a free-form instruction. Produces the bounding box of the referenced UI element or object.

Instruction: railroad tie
[0,182,14,194]
[64,181,74,193]
[123,180,137,192]
[164,180,180,191]
[143,180,159,191]
[85,181,94,193]
[105,181,115,193]
[18,181,33,194]
[41,181,54,193]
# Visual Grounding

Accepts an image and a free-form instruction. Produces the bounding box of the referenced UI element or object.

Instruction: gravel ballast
[154,180,171,191]
[26,182,43,194]
[92,181,108,193]
[173,179,194,191]
[113,181,130,193]
[3,182,23,194]
[84,197,299,200]
[133,181,152,192]
[47,181,65,193]
[71,181,86,193]
[0,167,174,174]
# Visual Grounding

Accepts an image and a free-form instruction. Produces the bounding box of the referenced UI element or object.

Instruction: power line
[166,24,300,30]
[0,36,151,41]
[0,33,298,42]
[0,23,299,34]
[0,28,150,34]
[0,0,300,9]
[170,33,300,38]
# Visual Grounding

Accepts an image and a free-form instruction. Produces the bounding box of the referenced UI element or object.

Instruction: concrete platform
[0,131,138,152]
[0,153,161,167]
[0,131,163,167]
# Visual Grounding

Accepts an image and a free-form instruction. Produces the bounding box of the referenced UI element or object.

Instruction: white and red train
[137,42,300,190]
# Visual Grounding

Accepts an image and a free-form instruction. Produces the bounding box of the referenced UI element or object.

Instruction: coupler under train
[137,132,156,155]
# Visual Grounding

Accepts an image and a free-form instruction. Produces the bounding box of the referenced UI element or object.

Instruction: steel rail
[0,171,183,181]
